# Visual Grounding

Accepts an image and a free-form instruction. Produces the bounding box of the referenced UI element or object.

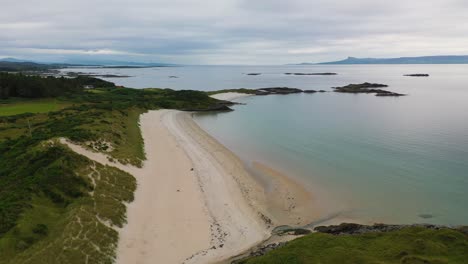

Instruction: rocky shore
[230,223,468,263]
[314,222,467,235]
[209,83,407,103]
[255,87,303,95]
[333,82,406,96]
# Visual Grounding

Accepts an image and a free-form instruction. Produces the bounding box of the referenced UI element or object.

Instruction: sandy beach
[62,106,318,263]
[210,92,252,101]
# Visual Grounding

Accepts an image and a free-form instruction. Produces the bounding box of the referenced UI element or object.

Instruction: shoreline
[62,109,324,263]
[209,92,253,101]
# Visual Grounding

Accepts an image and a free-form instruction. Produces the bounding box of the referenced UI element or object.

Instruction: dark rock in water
[375,92,406,97]
[314,223,450,235]
[169,76,179,78]
[304,90,317,93]
[333,82,405,97]
[247,73,261,76]
[256,87,303,95]
[404,74,429,77]
[318,90,327,92]
[285,72,337,76]
[418,214,433,219]
[333,82,389,90]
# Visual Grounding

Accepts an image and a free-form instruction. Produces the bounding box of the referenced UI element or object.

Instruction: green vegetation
[0,73,115,98]
[0,99,70,116]
[0,145,136,264]
[0,73,228,263]
[240,226,468,264]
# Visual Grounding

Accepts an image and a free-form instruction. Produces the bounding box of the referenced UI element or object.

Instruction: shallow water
[67,65,468,225]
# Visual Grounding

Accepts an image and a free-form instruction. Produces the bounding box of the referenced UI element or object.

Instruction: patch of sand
[210,92,252,101]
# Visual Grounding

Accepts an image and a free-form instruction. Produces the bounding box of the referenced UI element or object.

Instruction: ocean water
[65,65,468,225]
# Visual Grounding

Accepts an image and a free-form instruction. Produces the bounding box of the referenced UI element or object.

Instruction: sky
[1,0,468,65]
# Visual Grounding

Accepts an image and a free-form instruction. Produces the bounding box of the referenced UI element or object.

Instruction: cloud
[1,0,468,64]
[9,48,143,56]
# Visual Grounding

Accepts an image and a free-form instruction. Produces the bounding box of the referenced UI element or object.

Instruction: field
[0,99,70,116]
[240,226,468,264]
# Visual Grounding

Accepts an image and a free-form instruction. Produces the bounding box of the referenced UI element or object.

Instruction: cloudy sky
[1,0,468,64]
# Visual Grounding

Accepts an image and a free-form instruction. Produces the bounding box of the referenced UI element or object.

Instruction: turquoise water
[192,66,468,226]
[66,65,468,225]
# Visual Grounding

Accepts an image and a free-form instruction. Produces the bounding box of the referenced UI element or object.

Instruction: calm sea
[63,65,468,225]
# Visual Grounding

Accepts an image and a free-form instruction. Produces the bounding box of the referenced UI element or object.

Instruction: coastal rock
[303,90,317,93]
[318,90,327,93]
[333,82,405,97]
[418,214,433,219]
[404,74,429,77]
[247,242,287,258]
[256,87,303,95]
[183,104,233,112]
[314,223,450,235]
[375,92,406,97]
[247,73,262,76]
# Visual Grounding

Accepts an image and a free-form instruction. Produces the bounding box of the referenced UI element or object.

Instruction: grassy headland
[239,226,468,264]
[0,73,229,263]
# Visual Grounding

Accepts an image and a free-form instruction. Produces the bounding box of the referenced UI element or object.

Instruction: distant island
[295,55,468,65]
[0,58,177,72]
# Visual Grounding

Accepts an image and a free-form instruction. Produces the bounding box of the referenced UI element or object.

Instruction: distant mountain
[296,55,468,65]
[62,58,178,67]
[0,60,55,71]
[0,57,33,63]
[0,58,178,71]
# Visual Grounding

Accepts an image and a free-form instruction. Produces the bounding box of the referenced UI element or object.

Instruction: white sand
[210,92,252,101]
[61,110,272,264]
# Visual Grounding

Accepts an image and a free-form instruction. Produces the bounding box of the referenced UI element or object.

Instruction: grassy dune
[240,226,468,264]
[0,145,136,264]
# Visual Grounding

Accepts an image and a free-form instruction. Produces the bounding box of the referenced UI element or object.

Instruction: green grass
[0,144,136,264]
[0,99,70,116]
[0,85,227,263]
[78,108,146,167]
[240,227,468,264]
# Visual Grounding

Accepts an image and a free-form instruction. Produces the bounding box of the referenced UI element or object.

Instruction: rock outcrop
[314,223,456,235]
[333,82,405,97]
[404,74,429,77]
[255,87,303,95]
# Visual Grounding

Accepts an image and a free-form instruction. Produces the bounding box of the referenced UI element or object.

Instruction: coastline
[209,92,253,101]
[62,108,321,263]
